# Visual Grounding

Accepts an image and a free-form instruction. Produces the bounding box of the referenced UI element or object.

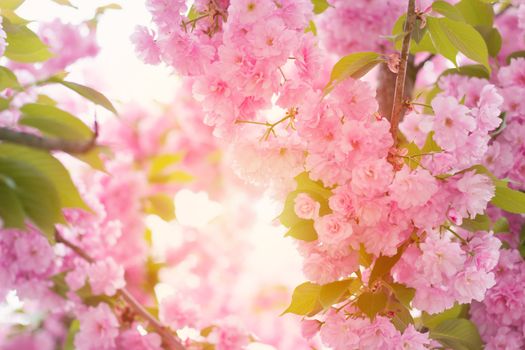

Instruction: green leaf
[357,291,387,319]
[390,282,415,308]
[392,15,436,53]
[324,52,383,93]
[0,0,24,10]
[439,64,490,79]
[311,0,330,14]
[507,50,525,64]
[304,20,317,36]
[369,246,406,284]
[491,183,525,214]
[427,17,490,72]
[20,103,93,141]
[76,282,114,305]
[0,66,21,90]
[1,9,29,25]
[36,94,58,106]
[149,170,193,184]
[3,21,53,62]
[0,182,25,229]
[0,143,89,211]
[63,319,80,350]
[427,17,459,64]
[295,172,332,198]
[359,244,373,267]
[278,172,331,228]
[283,282,321,316]
[387,298,414,332]
[455,0,494,27]
[0,97,9,111]
[74,146,107,172]
[476,26,501,57]
[284,219,318,242]
[432,1,464,21]
[493,217,509,233]
[48,79,117,114]
[422,303,465,329]
[149,153,184,178]
[51,0,76,7]
[95,3,121,16]
[430,319,483,350]
[50,271,70,298]
[461,214,492,232]
[0,158,62,240]
[144,194,175,221]
[319,279,354,308]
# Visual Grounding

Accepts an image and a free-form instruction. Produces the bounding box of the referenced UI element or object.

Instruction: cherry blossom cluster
[135,0,525,349]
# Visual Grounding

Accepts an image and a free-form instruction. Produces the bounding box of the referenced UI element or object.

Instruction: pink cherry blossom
[432,95,476,151]
[87,257,126,296]
[74,303,119,350]
[293,193,320,220]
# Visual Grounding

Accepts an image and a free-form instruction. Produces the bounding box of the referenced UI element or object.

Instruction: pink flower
[454,267,496,303]
[87,258,125,296]
[498,57,525,88]
[330,78,378,121]
[466,231,501,271]
[351,158,393,197]
[293,193,320,220]
[207,319,250,350]
[159,294,199,330]
[14,232,53,274]
[328,186,354,216]
[399,112,434,148]
[319,310,366,350]
[116,324,162,350]
[228,0,275,25]
[246,18,294,60]
[74,303,119,350]
[397,324,432,349]
[314,214,353,246]
[451,170,495,219]
[473,85,503,132]
[432,95,475,151]
[389,167,438,209]
[359,316,399,349]
[131,26,161,65]
[412,286,456,314]
[300,319,321,339]
[420,233,466,284]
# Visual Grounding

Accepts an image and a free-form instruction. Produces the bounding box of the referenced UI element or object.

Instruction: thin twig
[414,54,434,72]
[0,122,98,154]
[390,0,417,145]
[55,231,186,350]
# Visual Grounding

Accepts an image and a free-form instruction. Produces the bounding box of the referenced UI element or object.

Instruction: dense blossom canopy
[0,0,524,349]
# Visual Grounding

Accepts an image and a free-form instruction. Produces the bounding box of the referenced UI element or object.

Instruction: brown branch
[390,0,417,145]
[0,122,98,154]
[376,56,416,119]
[55,231,186,350]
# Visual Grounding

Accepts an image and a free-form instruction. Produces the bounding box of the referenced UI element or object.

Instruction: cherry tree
[0,0,524,349]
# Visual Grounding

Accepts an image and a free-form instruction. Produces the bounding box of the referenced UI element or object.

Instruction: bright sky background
[20,0,181,105]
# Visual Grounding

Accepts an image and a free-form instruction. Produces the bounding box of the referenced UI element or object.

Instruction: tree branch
[0,123,98,154]
[390,0,417,145]
[55,230,186,350]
